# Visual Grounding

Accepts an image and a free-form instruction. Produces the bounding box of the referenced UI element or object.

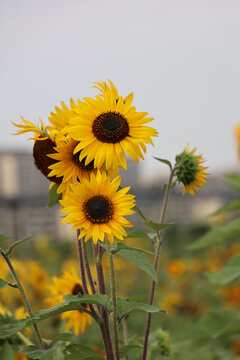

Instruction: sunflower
[47,136,112,194]
[67,81,158,171]
[12,117,49,140]
[60,171,135,244]
[175,145,209,196]
[48,99,81,132]
[46,268,92,334]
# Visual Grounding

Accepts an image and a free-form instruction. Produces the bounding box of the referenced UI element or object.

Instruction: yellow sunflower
[175,145,209,196]
[47,136,112,194]
[48,99,81,132]
[46,268,92,334]
[60,171,135,244]
[12,117,49,140]
[67,80,158,170]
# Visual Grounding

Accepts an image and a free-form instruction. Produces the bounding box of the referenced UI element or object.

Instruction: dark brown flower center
[92,111,129,143]
[71,283,87,310]
[33,137,63,184]
[72,149,94,171]
[83,195,113,224]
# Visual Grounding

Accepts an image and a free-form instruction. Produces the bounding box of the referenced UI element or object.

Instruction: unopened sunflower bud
[155,328,171,356]
[175,145,208,196]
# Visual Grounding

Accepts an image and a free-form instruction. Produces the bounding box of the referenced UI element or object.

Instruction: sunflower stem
[1,250,45,350]
[106,239,120,360]
[94,243,114,360]
[76,232,99,318]
[82,240,96,295]
[122,318,129,360]
[142,168,175,360]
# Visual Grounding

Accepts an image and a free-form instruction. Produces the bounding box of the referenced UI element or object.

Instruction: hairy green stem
[93,243,114,360]
[142,169,175,360]
[122,318,129,360]
[106,239,120,360]
[1,250,44,349]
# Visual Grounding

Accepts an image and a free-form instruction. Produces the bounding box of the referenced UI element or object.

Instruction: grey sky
[0,0,239,179]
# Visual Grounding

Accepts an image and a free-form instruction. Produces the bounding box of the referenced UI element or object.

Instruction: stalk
[106,239,120,360]
[1,250,44,349]
[122,318,129,360]
[93,243,114,360]
[142,169,175,360]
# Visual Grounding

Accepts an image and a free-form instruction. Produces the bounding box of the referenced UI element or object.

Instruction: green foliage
[116,247,158,283]
[153,157,172,170]
[48,184,61,207]
[63,344,105,360]
[0,278,10,290]
[111,242,154,255]
[133,205,174,231]
[0,342,14,360]
[187,218,240,250]
[0,234,9,245]
[206,254,240,286]
[5,236,32,256]
[117,297,166,318]
[119,344,142,356]
[20,345,56,360]
[211,199,240,216]
[53,332,74,343]
[225,173,240,191]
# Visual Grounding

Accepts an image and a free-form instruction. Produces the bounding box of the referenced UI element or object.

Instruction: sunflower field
[0,80,240,360]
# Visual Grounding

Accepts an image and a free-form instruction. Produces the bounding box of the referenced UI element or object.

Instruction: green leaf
[53,332,74,343]
[187,218,240,250]
[206,254,240,285]
[119,344,142,356]
[144,220,173,231]
[64,344,105,360]
[20,345,56,360]
[116,249,158,282]
[5,236,32,256]
[211,199,240,216]
[0,278,9,290]
[0,297,106,339]
[0,234,9,245]
[48,184,61,207]
[63,294,108,307]
[153,157,172,170]
[0,342,14,360]
[133,205,147,221]
[225,173,240,191]
[162,181,176,191]
[126,231,151,239]
[117,297,166,317]
[111,242,154,255]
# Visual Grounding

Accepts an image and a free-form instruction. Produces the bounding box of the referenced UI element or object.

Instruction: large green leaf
[187,218,240,250]
[117,297,167,317]
[133,205,147,221]
[144,220,173,231]
[0,342,14,360]
[48,184,61,207]
[119,344,142,356]
[20,345,56,360]
[53,332,74,343]
[64,344,105,360]
[206,255,240,285]
[0,296,107,339]
[225,173,240,191]
[126,231,152,240]
[211,199,240,216]
[116,249,158,283]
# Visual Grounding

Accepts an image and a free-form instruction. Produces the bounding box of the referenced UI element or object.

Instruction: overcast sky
[0,0,239,179]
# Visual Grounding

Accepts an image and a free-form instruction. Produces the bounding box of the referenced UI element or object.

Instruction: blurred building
[0,150,239,240]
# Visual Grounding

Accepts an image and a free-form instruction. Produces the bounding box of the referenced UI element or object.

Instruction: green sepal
[206,254,240,286]
[187,218,240,250]
[153,157,172,170]
[48,183,62,207]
